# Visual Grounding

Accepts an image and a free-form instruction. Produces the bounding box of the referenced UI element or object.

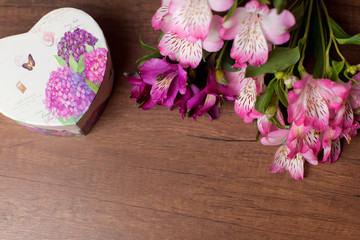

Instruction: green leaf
[136,52,163,64]
[57,115,76,126]
[224,0,238,22]
[54,55,67,67]
[85,44,94,53]
[330,18,350,39]
[332,60,345,76]
[69,55,78,72]
[77,55,85,73]
[290,1,305,30]
[75,114,84,123]
[221,42,240,72]
[273,0,287,14]
[336,34,360,45]
[270,116,290,130]
[275,79,289,107]
[310,17,326,78]
[255,78,277,114]
[86,79,99,94]
[139,35,159,51]
[245,47,300,77]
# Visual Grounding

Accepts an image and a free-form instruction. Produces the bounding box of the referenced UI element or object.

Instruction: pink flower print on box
[84,47,107,84]
[44,67,95,121]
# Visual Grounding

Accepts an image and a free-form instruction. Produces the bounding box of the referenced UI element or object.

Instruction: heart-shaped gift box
[0,8,114,136]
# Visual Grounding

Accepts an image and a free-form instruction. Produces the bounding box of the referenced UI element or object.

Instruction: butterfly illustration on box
[22,54,35,71]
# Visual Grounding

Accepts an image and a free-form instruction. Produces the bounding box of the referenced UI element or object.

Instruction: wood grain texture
[0,0,359,239]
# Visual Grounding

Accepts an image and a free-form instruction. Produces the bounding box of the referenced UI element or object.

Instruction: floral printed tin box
[0,8,113,136]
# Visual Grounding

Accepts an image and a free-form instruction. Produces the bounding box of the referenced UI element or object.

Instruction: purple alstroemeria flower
[186,64,233,120]
[140,58,187,107]
[125,72,156,110]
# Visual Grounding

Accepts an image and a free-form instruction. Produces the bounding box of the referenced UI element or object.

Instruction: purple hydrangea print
[84,47,107,84]
[57,28,98,65]
[44,67,95,120]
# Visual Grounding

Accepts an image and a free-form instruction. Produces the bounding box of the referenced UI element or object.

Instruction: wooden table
[0,1,359,239]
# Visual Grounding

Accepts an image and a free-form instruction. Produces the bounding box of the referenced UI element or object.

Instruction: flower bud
[347,66,357,75]
[215,69,227,86]
[275,71,284,80]
[284,75,298,89]
[356,64,360,71]
[265,105,277,119]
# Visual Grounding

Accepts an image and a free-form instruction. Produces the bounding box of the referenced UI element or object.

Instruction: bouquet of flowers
[124,0,360,180]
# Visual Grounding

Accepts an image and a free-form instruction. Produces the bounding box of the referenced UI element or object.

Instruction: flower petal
[219,8,248,40]
[203,15,224,52]
[178,39,203,69]
[314,79,348,111]
[208,0,234,12]
[158,33,182,62]
[260,9,295,45]
[287,153,304,180]
[304,84,329,131]
[150,71,178,104]
[169,0,212,42]
[260,129,289,146]
[234,78,257,119]
[231,14,268,66]
[303,128,321,155]
[159,33,203,69]
[152,0,171,30]
[268,145,288,173]
[330,137,341,164]
[140,58,174,85]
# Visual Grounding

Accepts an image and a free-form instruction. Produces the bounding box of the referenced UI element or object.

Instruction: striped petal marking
[152,0,171,30]
[170,0,212,42]
[269,145,289,173]
[159,32,202,69]
[151,71,178,104]
[235,78,256,118]
[231,13,268,66]
[287,153,305,180]
[304,84,329,131]
[330,138,341,163]
[303,128,320,155]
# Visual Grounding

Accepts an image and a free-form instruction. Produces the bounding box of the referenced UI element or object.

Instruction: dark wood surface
[0,1,359,239]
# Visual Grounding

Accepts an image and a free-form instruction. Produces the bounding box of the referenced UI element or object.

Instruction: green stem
[298,0,314,75]
[316,0,326,78]
[289,0,300,11]
[215,41,229,69]
[320,0,347,62]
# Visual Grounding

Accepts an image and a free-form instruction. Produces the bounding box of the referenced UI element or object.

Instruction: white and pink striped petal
[159,32,202,69]
[169,0,212,42]
[152,0,171,32]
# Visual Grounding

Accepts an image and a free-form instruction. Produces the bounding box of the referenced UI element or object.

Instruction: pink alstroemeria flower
[269,145,318,180]
[261,125,318,180]
[152,0,172,33]
[125,72,156,110]
[168,0,234,43]
[219,0,295,66]
[287,75,348,132]
[158,15,224,69]
[322,125,342,163]
[261,123,318,163]
[257,108,285,135]
[140,58,187,107]
[225,65,265,123]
